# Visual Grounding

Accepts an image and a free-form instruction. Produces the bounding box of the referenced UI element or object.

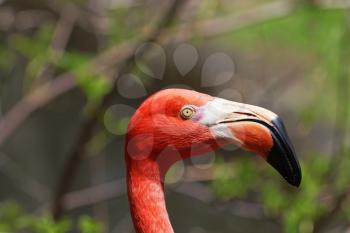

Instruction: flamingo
[125,88,301,233]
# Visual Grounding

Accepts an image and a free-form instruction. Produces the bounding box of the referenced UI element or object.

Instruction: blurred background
[1,0,350,232]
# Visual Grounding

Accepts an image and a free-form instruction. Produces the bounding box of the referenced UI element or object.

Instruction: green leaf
[59,52,111,103]
[0,46,15,70]
[78,216,104,233]
[75,69,111,103]
[10,24,54,59]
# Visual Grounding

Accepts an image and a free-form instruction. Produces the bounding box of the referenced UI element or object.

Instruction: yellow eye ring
[180,106,195,119]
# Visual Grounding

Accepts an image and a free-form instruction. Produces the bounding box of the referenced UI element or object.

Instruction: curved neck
[126,157,174,233]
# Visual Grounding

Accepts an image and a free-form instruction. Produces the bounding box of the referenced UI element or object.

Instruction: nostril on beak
[233,112,256,117]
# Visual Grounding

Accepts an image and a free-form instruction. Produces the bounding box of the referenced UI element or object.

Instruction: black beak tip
[267,149,302,188]
[285,172,301,187]
[267,117,302,188]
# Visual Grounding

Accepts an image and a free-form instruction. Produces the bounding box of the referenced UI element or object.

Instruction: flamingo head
[126,88,301,187]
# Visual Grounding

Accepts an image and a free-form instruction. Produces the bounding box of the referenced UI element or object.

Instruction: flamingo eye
[180,106,195,119]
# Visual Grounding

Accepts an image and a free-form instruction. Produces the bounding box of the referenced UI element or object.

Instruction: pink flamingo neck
[126,155,174,233]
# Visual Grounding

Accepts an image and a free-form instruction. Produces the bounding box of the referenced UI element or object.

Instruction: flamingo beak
[202,98,301,187]
[267,117,301,187]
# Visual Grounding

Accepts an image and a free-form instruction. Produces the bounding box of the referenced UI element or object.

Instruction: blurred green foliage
[212,154,334,232]
[222,7,349,123]
[0,201,104,233]
[9,22,110,102]
[211,5,350,233]
[1,1,350,232]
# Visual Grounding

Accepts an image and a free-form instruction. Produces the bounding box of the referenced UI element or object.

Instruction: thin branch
[0,74,75,145]
[50,4,79,55]
[0,152,51,202]
[312,188,350,233]
[61,178,213,210]
[61,164,235,210]
[34,4,79,84]
[89,153,109,229]
[62,176,266,222]
[63,180,125,210]
[160,0,297,44]
[193,0,296,38]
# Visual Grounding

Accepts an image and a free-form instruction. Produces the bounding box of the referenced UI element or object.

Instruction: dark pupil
[183,109,191,117]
